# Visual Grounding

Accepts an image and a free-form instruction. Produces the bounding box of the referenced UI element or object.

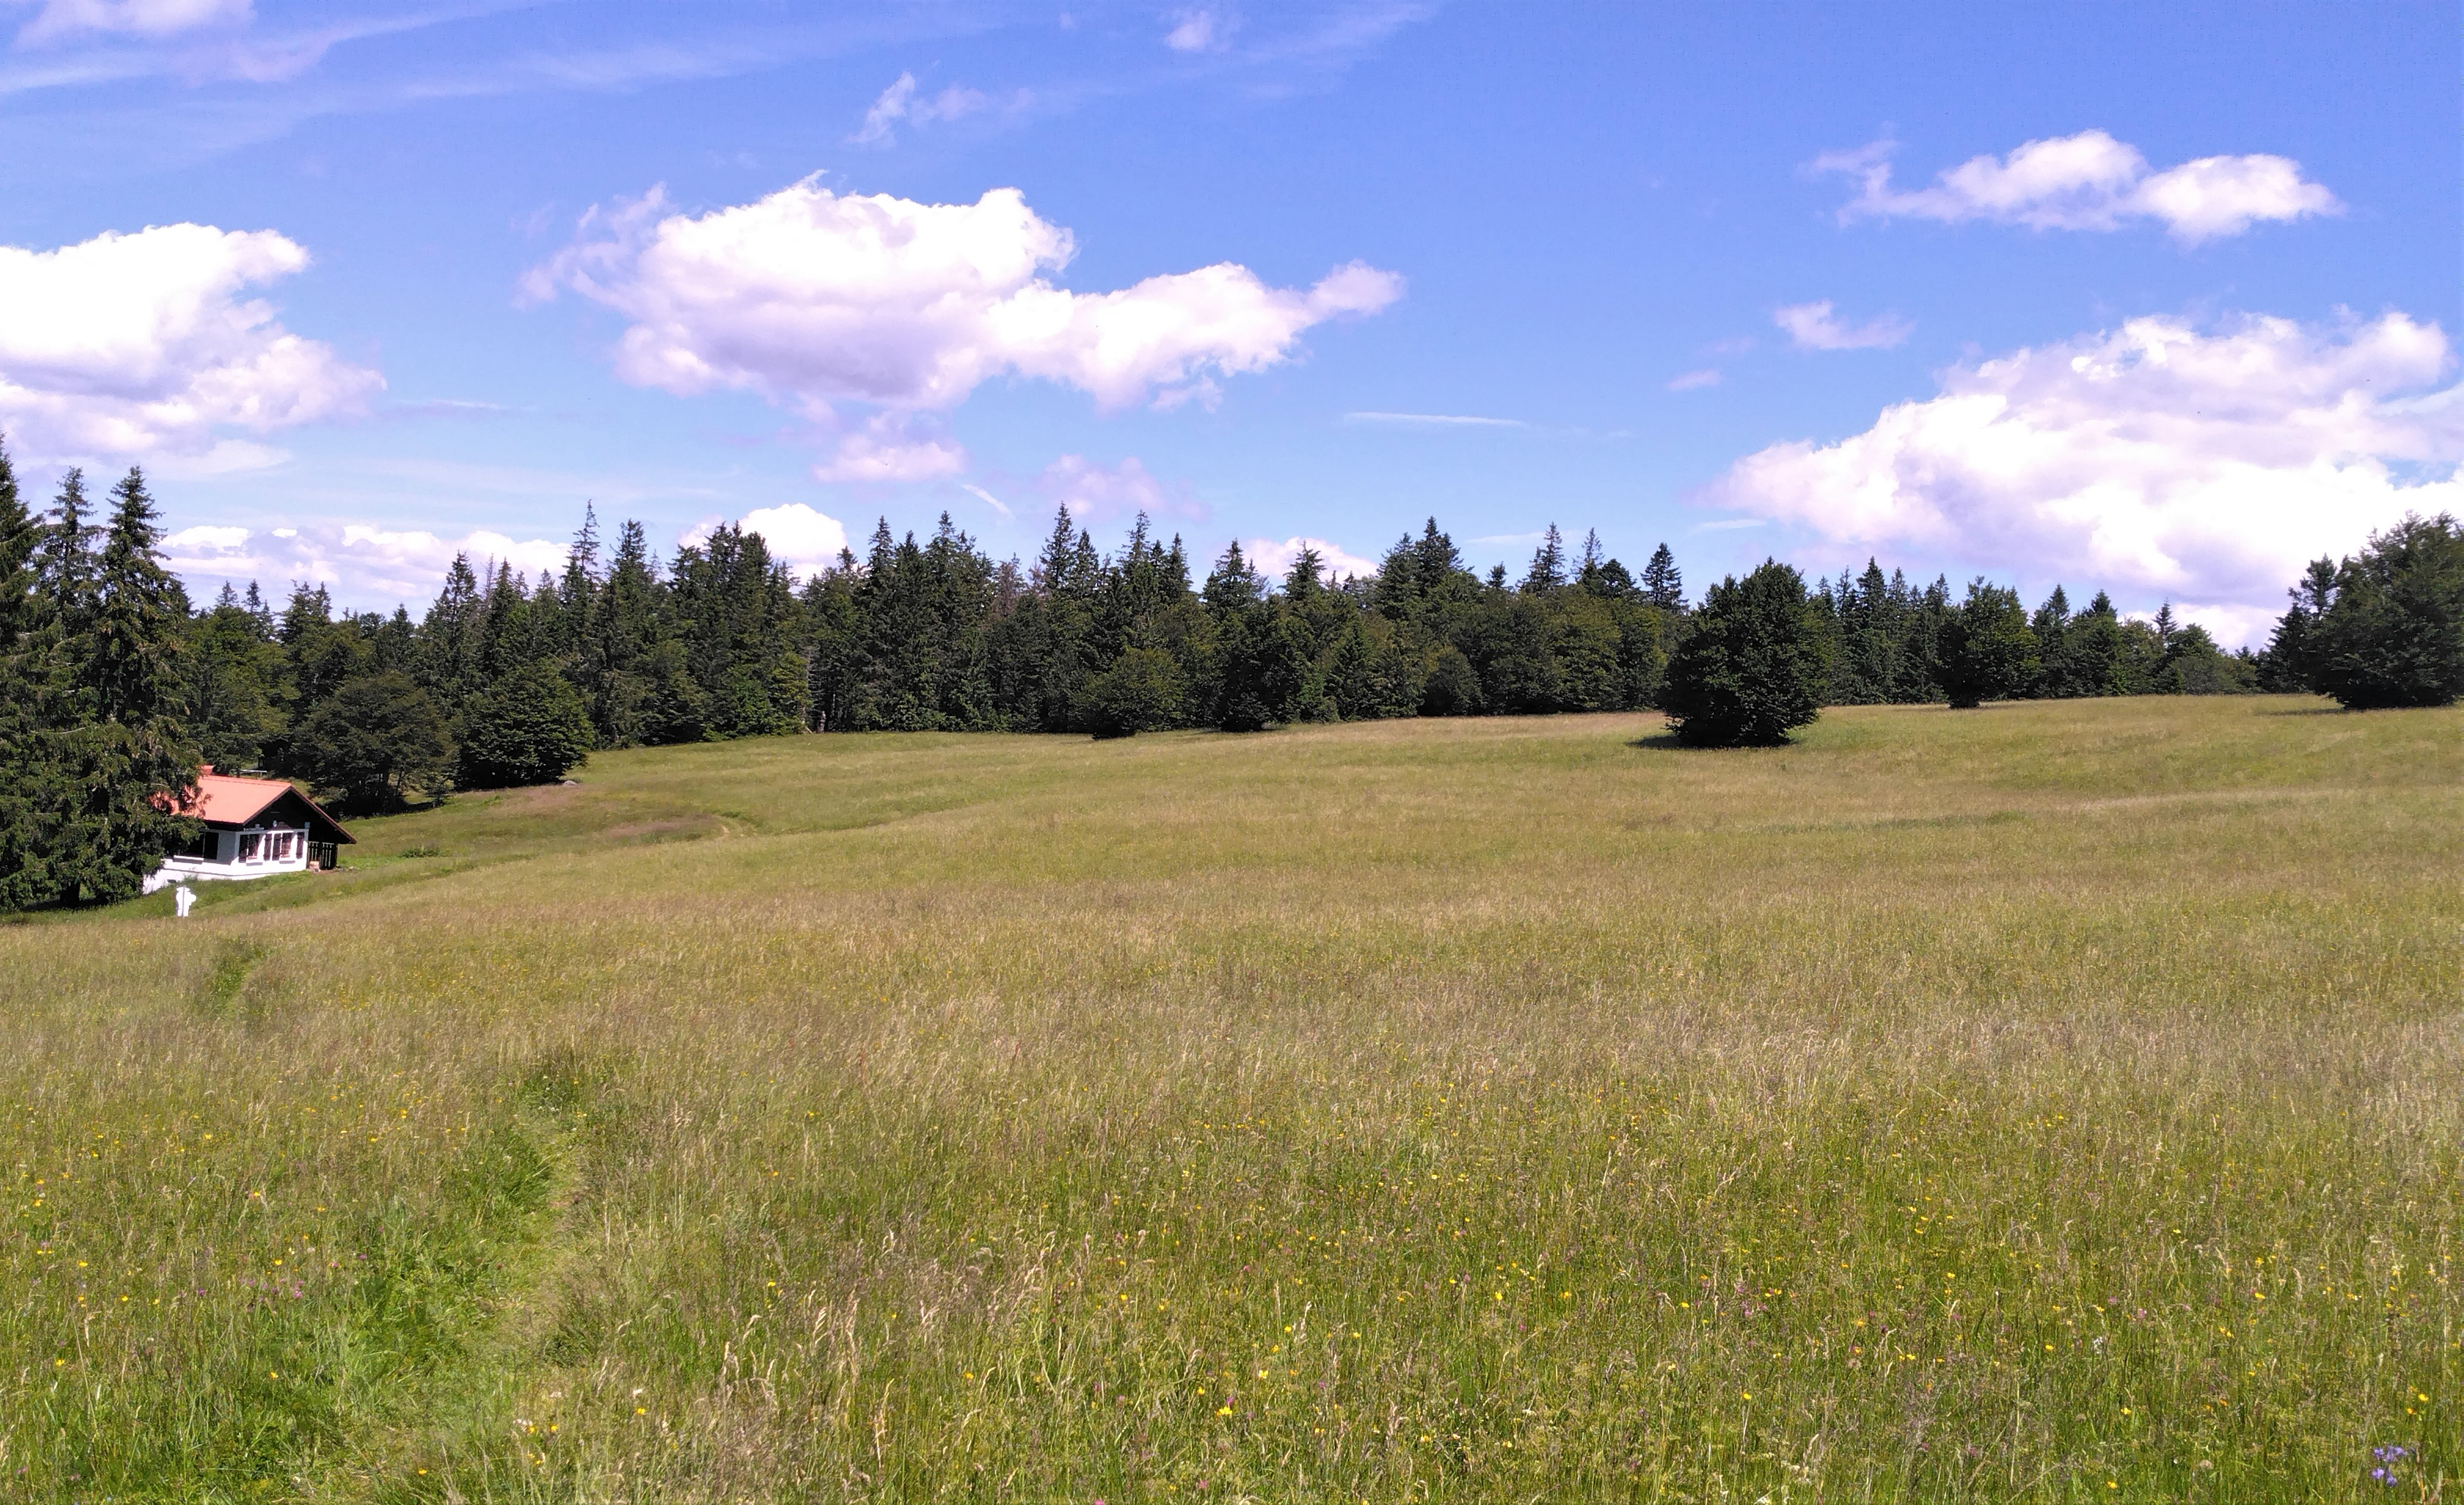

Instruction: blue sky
[1,1,2454,640]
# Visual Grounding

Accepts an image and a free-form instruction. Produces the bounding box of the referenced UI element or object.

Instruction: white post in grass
[174,885,197,919]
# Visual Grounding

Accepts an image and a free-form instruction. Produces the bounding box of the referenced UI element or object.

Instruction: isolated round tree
[456,662,595,788]
[1078,647,1186,739]
[1939,580,2042,708]
[298,672,454,812]
[1659,559,1828,746]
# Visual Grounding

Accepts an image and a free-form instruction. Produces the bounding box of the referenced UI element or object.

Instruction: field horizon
[7,695,2459,1502]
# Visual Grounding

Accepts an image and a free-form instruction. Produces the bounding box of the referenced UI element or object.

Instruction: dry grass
[4,696,2459,1502]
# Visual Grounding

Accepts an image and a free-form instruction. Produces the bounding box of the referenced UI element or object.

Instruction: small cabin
[143,767,355,894]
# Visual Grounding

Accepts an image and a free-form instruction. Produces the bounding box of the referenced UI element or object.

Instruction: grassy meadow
[4,695,2459,1503]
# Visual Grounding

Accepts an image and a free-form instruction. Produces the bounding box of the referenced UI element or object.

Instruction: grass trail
[3,697,2459,1502]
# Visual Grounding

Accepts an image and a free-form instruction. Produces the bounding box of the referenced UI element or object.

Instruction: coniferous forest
[2,434,2457,909]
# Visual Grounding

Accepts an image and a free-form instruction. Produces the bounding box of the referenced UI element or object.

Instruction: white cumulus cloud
[1244,534,1378,583]
[1817,130,2339,244]
[688,501,852,577]
[1775,299,1911,351]
[1704,311,2464,631]
[0,222,381,464]
[523,178,1401,467]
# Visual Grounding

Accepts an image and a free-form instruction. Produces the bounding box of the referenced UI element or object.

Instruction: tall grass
[4,696,2457,1502]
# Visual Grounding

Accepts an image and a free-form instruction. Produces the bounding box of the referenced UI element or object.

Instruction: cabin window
[181,830,217,859]
[276,832,298,861]
[239,831,265,863]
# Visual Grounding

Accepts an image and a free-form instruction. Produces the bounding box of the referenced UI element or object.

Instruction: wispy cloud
[1665,368,1722,391]
[960,482,1011,518]
[850,69,998,146]
[1163,7,1228,53]
[1343,410,1524,428]
[0,5,997,174]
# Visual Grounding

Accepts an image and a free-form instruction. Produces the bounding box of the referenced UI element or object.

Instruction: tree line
[3,435,2454,907]
[1658,515,2462,745]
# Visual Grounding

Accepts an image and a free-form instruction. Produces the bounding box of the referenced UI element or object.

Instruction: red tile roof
[179,768,292,826]
[161,767,355,842]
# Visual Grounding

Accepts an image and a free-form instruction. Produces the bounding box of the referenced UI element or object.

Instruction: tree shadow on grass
[1627,731,1795,751]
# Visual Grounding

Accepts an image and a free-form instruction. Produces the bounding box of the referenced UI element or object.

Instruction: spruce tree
[2257,557,2338,693]
[1202,541,1273,730]
[1078,646,1185,738]
[187,584,286,769]
[1641,543,1684,612]
[90,470,194,727]
[0,439,34,650]
[0,467,200,907]
[1523,524,1567,593]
